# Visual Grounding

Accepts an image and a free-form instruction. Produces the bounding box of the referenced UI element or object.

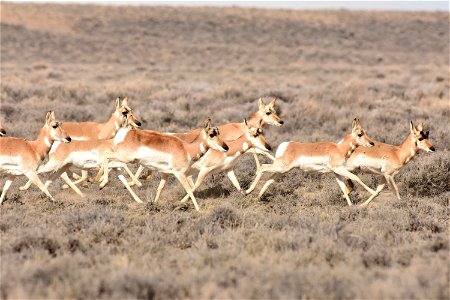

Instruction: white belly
[295,156,330,173]
[137,147,173,171]
[348,155,384,174]
[70,150,103,169]
[0,155,26,175]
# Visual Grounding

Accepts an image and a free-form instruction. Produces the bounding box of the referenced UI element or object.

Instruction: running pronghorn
[344,121,435,206]
[100,118,229,211]
[246,118,384,205]
[176,119,272,204]
[0,111,71,204]
[19,96,141,190]
[133,97,283,189]
[19,112,142,199]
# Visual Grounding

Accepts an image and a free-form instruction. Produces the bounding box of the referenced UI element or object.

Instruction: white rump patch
[275,142,290,158]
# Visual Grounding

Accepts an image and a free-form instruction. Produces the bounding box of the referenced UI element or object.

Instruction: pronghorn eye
[418,137,424,141]
[52,124,58,129]
[209,133,215,138]
[122,111,128,116]
[266,111,272,115]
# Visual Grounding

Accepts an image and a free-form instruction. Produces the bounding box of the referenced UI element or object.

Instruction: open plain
[0,3,449,299]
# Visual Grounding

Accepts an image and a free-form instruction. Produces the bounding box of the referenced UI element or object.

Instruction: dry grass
[0,3,449,299]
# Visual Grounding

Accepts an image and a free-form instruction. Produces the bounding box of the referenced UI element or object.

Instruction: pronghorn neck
[246,112,265,127]
[99,113,121,139]
[397,133,418,165]
[30,126,54,161]
[336,133,358,160]
[182,132,209,162]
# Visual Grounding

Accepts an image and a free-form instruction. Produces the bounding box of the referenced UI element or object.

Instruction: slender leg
[117,174,143,203]
[123,165,142,187]
[389,176,401,199]
[246,161,286,194]
[91,167,104,183]
[61,172,85,197]
[134,165,144,180]
[255,173,282,200]
[333,167,378,195]
[154,173,169,203]
[72,172,82,180]
[344,179,354,195]
[360,184,386,207]
[226,170,242,192]
[0,177,14,204]
[335,175,353,206]
[180,168,211,203]
[25,171,55,201]
[252,148,261,171]
[173,172,200,211]
[69,170,89,187]
[19,180,32,191]
[187,175,195,188]
[253,148,276,161]
[99,158,110,189]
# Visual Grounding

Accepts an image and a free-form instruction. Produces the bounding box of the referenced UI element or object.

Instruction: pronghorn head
[45,111,71,143]
[203,118,229,152]
[351,118,374,148]
[410,121,435,152]
[258,97,284,127]
[115,96,142,128]
[244,119,271,151]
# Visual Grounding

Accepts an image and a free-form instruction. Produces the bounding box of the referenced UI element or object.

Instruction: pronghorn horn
[269,98,276,107]
[45,111,52,125]
[115,97,121,110]
[203,117,212,130]
[122,96,129,107]
[243,118,248,127]
[417,122,424,131]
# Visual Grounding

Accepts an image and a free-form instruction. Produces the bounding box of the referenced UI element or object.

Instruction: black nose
[223,144,229,151]
[279,120,284,125]
[267,144,272,151]
[369,142,374,146]
[430,146,435,152]
[136,121,142,127]
[0,129,5,135]
[66,137,72,142]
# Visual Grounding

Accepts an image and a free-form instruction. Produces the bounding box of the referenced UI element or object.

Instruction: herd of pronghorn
[0,97,435,211]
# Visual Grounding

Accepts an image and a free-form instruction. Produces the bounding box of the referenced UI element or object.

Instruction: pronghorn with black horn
[344,121,435,206]
[133,97,283,189]
[19,111,142,199]
[0,111,71,204]
[100,118,229,211]
[246,118,384,205]
[19,96,141,190]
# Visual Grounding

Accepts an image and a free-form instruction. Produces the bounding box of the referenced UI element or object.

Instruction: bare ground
[0,3,449,299]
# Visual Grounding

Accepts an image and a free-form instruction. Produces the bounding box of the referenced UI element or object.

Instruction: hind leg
[25,171,54,201]
[255,173,282,201]
[0,176,14,204]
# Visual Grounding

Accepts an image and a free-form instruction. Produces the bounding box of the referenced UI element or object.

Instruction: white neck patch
[243,142,249,151]
[44,136,51,148]
[200,143,206,154]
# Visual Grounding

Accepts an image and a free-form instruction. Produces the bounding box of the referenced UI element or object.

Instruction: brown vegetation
[0,3,448,299]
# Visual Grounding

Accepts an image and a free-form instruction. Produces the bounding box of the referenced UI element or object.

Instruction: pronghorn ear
[258,98,265,110]
[410,121,415,134]
[50,111,56,121]
[203,117,211,131]
[269,98,276,108]
[122,96,129,107]
[416,122,424,131]
[115,97,121,110]
[45,111,52,125]
[352,118,357,131]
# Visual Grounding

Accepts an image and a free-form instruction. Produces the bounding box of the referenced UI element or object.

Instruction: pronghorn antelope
[19,112,142,199]
[19,96,141,190]
[100,118,229,211]
[176,119,272,203]
[133,97,283,189]
[0,111,71,204]
[246,118,384,205]
[345,121,435,206]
